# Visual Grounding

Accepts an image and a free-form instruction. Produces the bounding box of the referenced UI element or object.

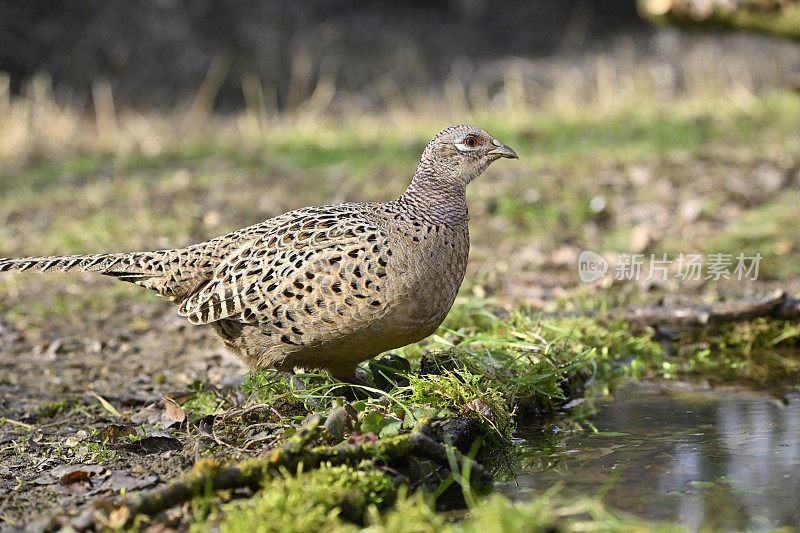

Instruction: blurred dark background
[1,0,800,113]
[0,0,667,109]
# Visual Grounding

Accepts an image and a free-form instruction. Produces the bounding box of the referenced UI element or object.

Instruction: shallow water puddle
[502,382,800,530]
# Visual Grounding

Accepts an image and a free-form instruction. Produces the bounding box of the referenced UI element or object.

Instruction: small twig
[0,418,35,430]
[219,403,282,422]
[241,434,281,452]
[210,415,238,450]
[34,418,75,430]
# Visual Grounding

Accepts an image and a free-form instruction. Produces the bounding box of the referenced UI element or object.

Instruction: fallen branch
[620,289,800,327]
[67,420,490,529]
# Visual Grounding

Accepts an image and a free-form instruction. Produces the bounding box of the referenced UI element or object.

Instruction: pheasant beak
[487,139,518,159]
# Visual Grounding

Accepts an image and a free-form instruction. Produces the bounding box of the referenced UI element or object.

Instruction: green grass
[666,317,800,390]
[0,276,161,324]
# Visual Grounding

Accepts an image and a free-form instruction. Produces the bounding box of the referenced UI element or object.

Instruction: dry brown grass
[1,34,796,168]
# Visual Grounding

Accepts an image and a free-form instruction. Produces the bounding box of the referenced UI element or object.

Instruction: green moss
[397,304,667,445]
[688,317,800,354]
[408,368,514,443]
[210,464,396,533]
[462,493,686,533]
[200,455,691,533]
[542,308,800,390]
[201,466,700,533]
[181,388,228,425]
[430,300,664,392]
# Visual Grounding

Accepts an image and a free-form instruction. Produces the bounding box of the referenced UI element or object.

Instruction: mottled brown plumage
[0,125,517,379]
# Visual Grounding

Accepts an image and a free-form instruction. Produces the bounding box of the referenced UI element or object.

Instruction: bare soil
[0,276,246,527]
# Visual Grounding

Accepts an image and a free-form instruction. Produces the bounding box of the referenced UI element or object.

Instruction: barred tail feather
[0,252,153,275]
[0,249,216,302]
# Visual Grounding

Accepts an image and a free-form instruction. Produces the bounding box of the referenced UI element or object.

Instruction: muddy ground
[0,280,245,526]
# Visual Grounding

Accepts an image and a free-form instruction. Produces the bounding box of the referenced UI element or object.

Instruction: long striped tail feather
[0,252,150,275]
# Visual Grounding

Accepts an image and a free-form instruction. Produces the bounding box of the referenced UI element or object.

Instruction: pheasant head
[419,125,518,185]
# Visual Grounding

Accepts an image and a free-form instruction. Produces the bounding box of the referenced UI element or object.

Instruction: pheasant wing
[178,205,390,326]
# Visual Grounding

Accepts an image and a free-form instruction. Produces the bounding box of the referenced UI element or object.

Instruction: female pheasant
[0,125,517,381]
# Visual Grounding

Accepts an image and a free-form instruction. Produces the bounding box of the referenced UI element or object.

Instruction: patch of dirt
[0,276,246,527]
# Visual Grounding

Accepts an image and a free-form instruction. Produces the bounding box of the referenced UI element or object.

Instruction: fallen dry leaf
[131,396,189,428]
[130,403,162,426]
[53,480,93,495]
[60,470,91,484]
[161,394,186,425]
[32,464,106,485]
[52,469,97,495]
[465,399,494,422]
[90,392,122,417]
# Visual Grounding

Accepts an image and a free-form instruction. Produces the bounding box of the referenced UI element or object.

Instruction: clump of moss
[408,366,514,444]
[181,388,227,424]
[212,463,396,533]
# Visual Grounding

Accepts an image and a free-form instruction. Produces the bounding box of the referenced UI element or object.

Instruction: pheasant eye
[454,134,483,152]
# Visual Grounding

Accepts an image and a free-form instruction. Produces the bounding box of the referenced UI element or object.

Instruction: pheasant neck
[392,168,468,226]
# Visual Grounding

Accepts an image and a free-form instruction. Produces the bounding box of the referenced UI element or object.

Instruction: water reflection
[501,382,800,530]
